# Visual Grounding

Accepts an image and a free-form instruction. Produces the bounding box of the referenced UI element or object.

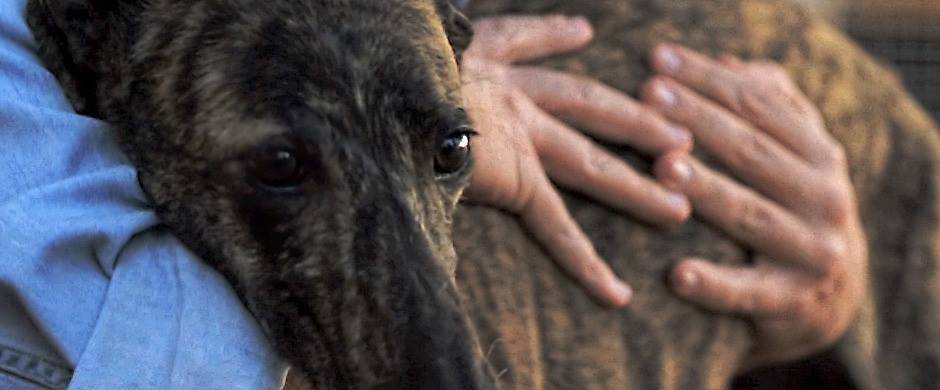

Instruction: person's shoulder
[0,0,133,202]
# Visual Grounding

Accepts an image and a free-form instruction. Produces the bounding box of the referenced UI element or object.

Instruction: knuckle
[767,65,792,86]
[480,17,511,36]
[514,180,542,216]
[471,18,501,42]
[578,152,597,179]
[829,142,848,167]
[539,70,565,90]
[785,89,822,123]
[789,296,840,350]
[695,168,727,206]
[581,149,614,180]
[460,56,486,74]
[766,62,787,75]
[725,84,747,114]
[573,80,602,103]
[735,291,760,313]
[727,133,775,173]
[503,90,532,116]
[796,299,839,352]
[736,202,774,238]
[481,18,527,58]
[749,61,790,85]
[819,184,854,225]
[814,235,848,276]
[742,78,788,111]
[789,292,816,321]
[635,104,659,122]
[818,141,848,169]
[815,274,843,302]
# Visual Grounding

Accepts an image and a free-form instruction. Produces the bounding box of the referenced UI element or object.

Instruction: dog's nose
[393,250,493,390]
[400,338,493,390]
[367,195,494,390]
[389,268,494,390]
[377,340,492,390]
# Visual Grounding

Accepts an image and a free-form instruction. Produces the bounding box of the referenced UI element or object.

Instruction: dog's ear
[26,0,130,116]
[435,0,474,62]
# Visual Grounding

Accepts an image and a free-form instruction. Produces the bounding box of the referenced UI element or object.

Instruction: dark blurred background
[796,0,940,122]
[850,0,940,122]
[732,2,939,389]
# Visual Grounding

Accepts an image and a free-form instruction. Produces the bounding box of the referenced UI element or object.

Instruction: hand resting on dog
[460,15,866,369]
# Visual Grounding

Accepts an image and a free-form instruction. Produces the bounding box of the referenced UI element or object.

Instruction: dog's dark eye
[435,130,473,177]
[252,148,305,188]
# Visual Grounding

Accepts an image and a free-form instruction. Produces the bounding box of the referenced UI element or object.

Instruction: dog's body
[455,1,940,389]
[27,0,940,389]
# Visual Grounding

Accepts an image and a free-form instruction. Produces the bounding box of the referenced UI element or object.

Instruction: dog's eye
[434,129,474,177]
[252,148,305,188]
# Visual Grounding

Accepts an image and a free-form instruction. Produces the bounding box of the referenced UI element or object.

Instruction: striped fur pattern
[455,0,940,389]
[27,0,492,388]
[27,0,940,389]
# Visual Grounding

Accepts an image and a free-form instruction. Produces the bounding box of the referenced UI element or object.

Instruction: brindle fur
[26,0,940,389]
[28,1,490,389]
[456,1,940,389]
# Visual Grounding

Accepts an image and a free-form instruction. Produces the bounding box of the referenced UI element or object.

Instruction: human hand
[645,44,868,368]
[460,16,694,307]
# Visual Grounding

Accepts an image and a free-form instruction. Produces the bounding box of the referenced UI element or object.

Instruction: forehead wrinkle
[203,118,287,160]
[172,0,462,165]
[401,0,464,103]
[314,0,462,112]
[135,2,208,126]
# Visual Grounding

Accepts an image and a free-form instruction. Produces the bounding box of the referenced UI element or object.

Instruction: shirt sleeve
[0,1,288,388]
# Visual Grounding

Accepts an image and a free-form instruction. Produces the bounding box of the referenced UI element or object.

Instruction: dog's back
[454,1,940,389]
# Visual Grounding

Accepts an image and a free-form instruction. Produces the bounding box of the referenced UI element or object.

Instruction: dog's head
[29,0,492,388]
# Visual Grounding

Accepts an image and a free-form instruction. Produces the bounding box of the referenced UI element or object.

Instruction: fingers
[669,258,808,317]
[530,109,692,226]
[509,66,693,154]
[651,44,836,165]
[650,44,746,113]
[655,154,830,273]
[717,54,745,69]
[644,78,819,210]
[518,175,633,307]
[468,15,594,63]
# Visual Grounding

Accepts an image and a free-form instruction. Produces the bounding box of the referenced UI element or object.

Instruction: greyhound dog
[27,0,940,389]
[28,1,488,388]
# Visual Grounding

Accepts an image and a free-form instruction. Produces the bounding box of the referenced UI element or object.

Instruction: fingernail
[613,281,634,304]
[653,83,678,107]
[669,158,692,184]
[670,125,692,146]
[568,16,590,35]
[667,192,688,208]
[678,269,698,292]
[657,45,682,75]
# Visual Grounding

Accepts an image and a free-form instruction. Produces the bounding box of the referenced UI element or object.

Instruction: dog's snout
[395,276,493,390]
[351,193,493,390]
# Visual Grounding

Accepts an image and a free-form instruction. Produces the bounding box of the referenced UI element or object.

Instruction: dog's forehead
[396,0,464,99]
[141,0,463,159]
[305,0,464,105]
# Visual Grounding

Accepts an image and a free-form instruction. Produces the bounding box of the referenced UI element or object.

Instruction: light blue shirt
[0,1,288,388]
